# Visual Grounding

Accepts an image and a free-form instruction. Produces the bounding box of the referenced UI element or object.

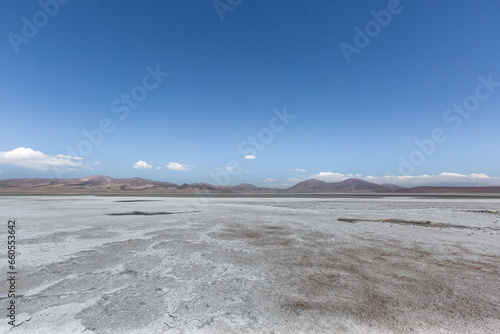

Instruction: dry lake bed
[1,195,499,333]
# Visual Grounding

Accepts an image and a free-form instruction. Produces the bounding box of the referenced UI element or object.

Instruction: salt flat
[1,195,499,333]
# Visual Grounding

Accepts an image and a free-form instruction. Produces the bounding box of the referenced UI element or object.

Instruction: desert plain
[0,195,499,333]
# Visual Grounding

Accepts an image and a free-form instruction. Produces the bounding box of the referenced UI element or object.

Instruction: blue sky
[1,0,500,187]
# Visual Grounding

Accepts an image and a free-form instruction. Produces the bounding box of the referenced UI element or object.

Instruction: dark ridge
[108,211,201,216]
[465,210,500,215]
[337,218,480,230]
[114,200,162,202]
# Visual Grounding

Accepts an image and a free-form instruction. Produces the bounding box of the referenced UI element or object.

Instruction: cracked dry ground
[1,196,499,333]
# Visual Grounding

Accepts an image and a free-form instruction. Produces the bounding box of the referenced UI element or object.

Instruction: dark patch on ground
[115,200,162,202]
[215,223,295,247]
[466,209,500,215]
[337,218,358,223]
[108,211,200,216]
[337,218,476,230]
[262,225,285,230]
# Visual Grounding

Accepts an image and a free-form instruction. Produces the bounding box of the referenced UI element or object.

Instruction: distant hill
[0,175,275,194]
[0,175,178,193]
[282,178,392,193]
[283,179,332,192]
[0,175,499,194]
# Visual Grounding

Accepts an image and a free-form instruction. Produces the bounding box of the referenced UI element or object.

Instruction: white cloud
[366,172,500,187]
[133,161,152,169]
[156,166,162,170]
[287,168,307,172]
[245,155,256,160]
[261,178,276,182]
[94,162,101,165]
[0,147,84,171]
[311,172,350,182]
[167,162,193,171]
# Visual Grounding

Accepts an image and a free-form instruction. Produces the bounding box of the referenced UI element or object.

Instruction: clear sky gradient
[1,0,499,187]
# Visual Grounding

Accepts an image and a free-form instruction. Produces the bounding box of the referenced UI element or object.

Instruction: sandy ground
[0,195,499,333]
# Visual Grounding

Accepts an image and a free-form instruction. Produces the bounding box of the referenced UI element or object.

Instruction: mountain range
[0,175,499,194]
